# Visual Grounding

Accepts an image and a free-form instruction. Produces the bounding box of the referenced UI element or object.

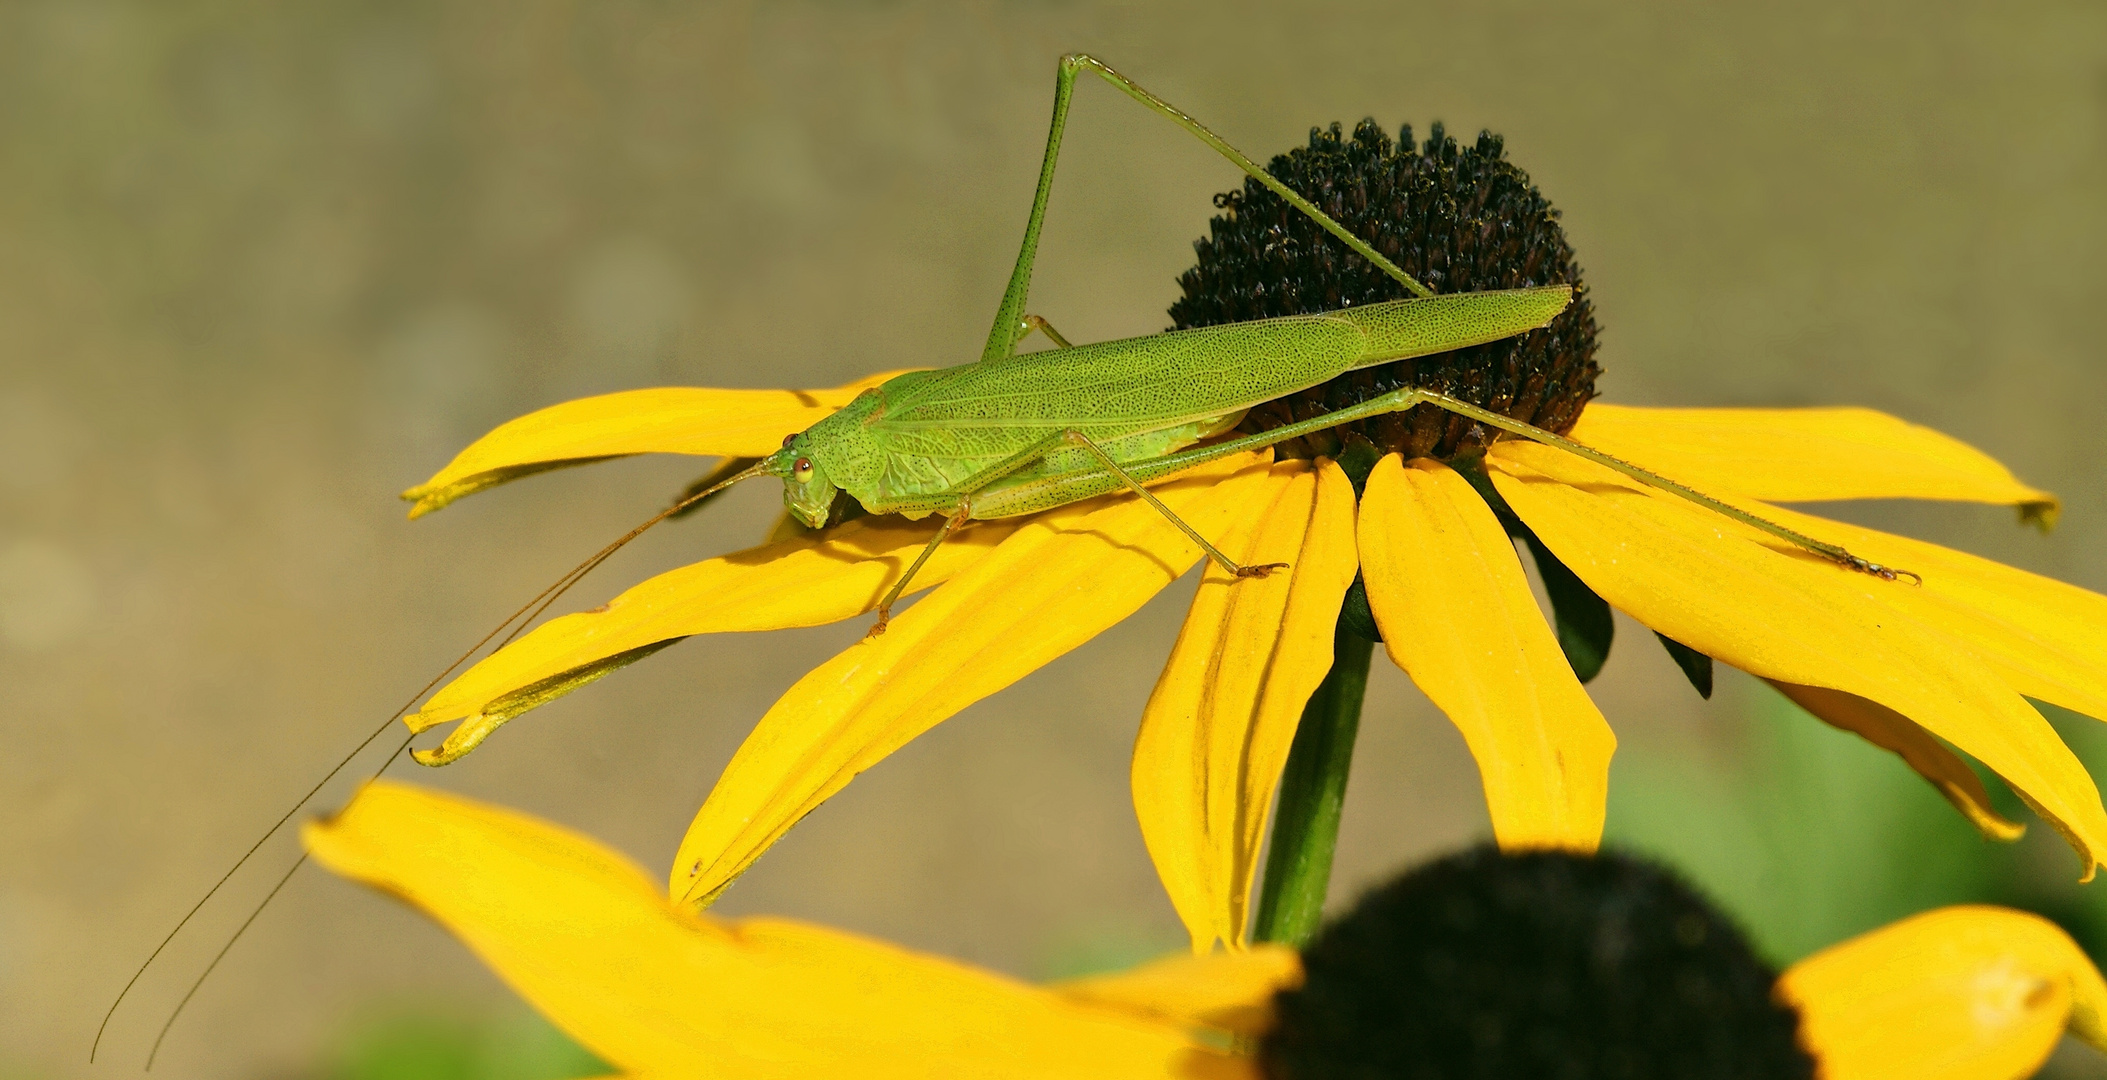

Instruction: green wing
[883,314,1365,433]
[863,285,1571,500]
[881,285,1571,436]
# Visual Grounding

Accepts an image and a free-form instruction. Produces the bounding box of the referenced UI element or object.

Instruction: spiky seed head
[1172,120,1601,462]
[1262,846,1814,1080]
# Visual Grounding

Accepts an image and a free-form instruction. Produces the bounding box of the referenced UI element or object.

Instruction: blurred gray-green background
[5,1,2105,1077]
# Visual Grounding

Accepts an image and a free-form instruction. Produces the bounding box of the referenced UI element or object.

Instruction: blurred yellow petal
[1770,681,2026,842]
[401,370,911,518]
[1054,947,1302,1038]
[1779,905,2107,1080]
[1726,500,2107,727]
[1489,443,2107,877]
[306,781,1248,1080]
[1567,404,2059,524]
[672,452,1278,907]
[1132,460,1359,953]
[1358,456,1615,851]
[406,516,1019,765]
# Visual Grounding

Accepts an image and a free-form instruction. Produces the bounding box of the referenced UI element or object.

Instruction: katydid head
[768,433,841,529]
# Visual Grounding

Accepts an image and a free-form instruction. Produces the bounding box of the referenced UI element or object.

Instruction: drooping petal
[305,781,1253,1080]
[405,516,1018,765]
[1054,947,1302,1039]
[1358,455,1615,851]
[1132,460,1358,953]
[1489,443,2107,876]
[402,370,912,518]
[1566,404,2058,524]
[1779,905,2107,1080]
[672,453,1278,907]
[1770,681,2025,841]
[1720,499,2107,727]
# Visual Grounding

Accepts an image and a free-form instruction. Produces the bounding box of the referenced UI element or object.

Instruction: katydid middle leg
[1019,315,1072,349]
[862,425,1283,637]
[987,389,1916,583]
[1055,429,1287,579]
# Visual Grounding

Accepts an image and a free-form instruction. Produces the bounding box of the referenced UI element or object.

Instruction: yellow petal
[1770,681,2026,842]
[1489,443,2107,877]
[1779,905,2107,1080]
[1054,947,1302,1039]
[672,452,1278,907]
[1358,456,1615,851]
[1567,404,2059,525]
[1132,460,1359,953]
[404,516,1018,765]
[401,370,913,518]
[1716,499,2107,727]
[305,781,1250,1080]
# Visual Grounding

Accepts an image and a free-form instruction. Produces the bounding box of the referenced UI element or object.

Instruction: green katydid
[102,53,1918,1066]
[693,54,1913,636]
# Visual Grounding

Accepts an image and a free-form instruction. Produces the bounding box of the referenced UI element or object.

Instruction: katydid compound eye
[782,432,797,448]
[793,457,813,482]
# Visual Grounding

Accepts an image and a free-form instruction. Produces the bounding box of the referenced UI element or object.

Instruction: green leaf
[1518,529,1614,683]
[1656,632,1714,699]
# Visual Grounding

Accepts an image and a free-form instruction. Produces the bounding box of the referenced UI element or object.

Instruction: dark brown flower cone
[1171,120,1600,462]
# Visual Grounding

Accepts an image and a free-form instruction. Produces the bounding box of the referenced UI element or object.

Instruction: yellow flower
[1780,906,2107,1080]
[389,123,2107,955]
[306,781,2107,1080]
[306,781,1298,1079]
[394,374,2105,934]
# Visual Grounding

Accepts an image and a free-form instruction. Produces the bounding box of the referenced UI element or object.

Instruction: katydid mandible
[694,53,1914,635]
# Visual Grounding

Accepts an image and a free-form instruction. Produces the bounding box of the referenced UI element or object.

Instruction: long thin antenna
[145,848,310,1071]
[143,734,401,1070]
[100,458,775,1065]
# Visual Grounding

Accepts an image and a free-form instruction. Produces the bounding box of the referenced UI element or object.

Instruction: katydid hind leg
[975,58,1085,366]
[1060,55,1434,299]
[979,54,1438,370]
[1201,387,1918,582]
[1404,391,1920,583]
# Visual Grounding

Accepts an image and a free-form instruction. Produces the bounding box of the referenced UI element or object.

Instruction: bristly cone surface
[1171,121,1600,462]
[1261,846,1814,1080]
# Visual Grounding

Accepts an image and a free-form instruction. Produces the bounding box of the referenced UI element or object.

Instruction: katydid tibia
[102,53,1919,1068]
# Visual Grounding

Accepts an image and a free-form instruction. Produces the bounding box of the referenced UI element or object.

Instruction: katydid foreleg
[855,426,1100,635]
[868,504,970,637]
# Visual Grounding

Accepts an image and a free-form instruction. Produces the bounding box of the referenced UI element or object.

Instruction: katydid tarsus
[103,52,1916,1068]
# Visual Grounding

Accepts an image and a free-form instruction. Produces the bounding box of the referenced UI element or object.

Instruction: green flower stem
[1251,617,1376,947]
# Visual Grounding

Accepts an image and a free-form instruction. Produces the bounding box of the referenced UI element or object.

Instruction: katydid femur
[691,54,1913,635]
